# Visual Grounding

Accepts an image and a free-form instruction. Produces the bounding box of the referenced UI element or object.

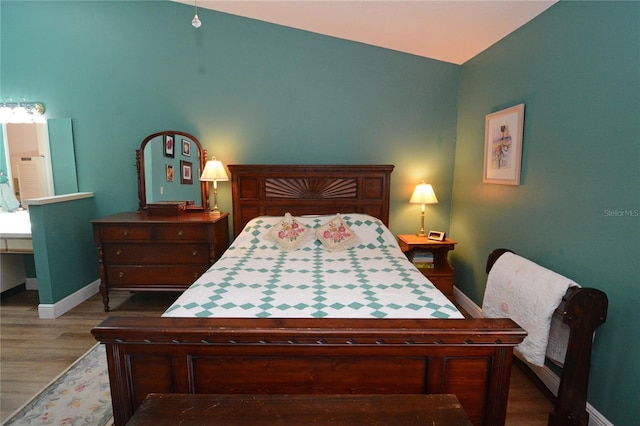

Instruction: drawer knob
[123,230,129,236]
[118,272,125,278]
[192,250,198,256]
[116,250,122,256]
[178,230,184,236]
[193,272,199,278]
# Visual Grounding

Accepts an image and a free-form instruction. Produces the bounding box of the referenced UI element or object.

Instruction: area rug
[2,344,112,426]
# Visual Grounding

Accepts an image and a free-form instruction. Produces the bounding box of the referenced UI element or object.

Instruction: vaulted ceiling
[173,0,557,64]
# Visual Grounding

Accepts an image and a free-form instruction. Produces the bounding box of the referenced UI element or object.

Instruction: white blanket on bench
[482,252,578,366]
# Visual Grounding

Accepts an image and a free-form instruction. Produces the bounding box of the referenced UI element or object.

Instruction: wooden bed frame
[486,249,608,426]
[92,165,527,426]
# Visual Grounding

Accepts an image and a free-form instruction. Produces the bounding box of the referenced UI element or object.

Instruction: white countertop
[0,210,32,239]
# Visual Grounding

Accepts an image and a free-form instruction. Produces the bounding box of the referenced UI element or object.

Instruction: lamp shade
[409,182,438,204]
[200,159,228,182]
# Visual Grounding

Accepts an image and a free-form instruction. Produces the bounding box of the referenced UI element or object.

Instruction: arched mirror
[136,130,207,212]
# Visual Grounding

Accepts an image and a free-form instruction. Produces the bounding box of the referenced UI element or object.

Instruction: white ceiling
[173,0,557,64]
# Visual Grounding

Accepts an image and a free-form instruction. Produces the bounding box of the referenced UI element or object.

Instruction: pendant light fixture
[192,0,202,28]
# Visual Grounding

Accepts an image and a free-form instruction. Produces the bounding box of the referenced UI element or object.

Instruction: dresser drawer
[99,225,153,242]
[106,265,208,286]
[155,225,208,241]
[103,243,209,264]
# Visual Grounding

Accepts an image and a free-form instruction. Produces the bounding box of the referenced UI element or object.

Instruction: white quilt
[482,252,577,366]
[164,214,462,320]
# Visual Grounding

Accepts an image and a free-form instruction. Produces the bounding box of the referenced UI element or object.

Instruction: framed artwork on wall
[181,138,190,157]
[164,134,175,158]
[483,103,525,185]
[180,160,193,184]
[166,164,174,182]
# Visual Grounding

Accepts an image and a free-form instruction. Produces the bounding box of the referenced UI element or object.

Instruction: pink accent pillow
[266,213,313,250]
[316,214,360,251]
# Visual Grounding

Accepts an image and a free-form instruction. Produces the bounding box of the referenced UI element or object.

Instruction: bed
[92,165,526,426]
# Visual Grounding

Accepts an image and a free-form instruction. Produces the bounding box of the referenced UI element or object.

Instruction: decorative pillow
[315,214,360,251]
[265,213,314,250]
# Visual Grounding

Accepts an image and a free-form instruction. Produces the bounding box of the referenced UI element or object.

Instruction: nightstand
[397,235,457,301]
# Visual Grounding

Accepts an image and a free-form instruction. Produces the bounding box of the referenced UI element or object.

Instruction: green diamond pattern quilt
[164,214,463,319]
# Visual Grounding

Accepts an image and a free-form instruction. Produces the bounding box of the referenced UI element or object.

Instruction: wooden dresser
[91,212,229,311]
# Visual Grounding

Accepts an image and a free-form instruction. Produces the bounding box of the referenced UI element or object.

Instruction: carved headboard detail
[228,165,394,237]
[264,178,358,199]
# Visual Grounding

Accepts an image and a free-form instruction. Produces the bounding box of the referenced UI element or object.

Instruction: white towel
[482,252,577,366]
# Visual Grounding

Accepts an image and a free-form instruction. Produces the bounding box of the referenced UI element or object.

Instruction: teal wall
[452,1,639,423]
[1,0,460,236]
[28,196,97,303]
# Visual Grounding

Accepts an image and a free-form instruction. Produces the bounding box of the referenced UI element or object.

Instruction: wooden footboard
[92,317,525,426]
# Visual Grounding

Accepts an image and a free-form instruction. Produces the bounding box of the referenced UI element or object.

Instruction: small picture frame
[427,230,445,241]
[181,138,190,157]
[166,164,174,182]
[483,103,524,185]
[164,134,175,158]
[180,160,193,184]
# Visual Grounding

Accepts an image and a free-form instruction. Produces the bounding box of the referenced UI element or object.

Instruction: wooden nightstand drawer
[102,243,209,264]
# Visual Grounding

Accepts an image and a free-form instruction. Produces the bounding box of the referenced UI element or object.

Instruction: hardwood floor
[0,289,553,424]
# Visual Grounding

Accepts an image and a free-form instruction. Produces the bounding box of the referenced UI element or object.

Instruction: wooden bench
[127,393,472,425]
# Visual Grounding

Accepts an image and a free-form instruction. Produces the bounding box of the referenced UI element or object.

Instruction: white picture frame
[483,103,525,185]
[427,230,445,241]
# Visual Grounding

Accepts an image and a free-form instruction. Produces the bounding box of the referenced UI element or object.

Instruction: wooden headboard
[227,165,394,237]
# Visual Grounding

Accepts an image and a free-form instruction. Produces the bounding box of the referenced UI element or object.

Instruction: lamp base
[416,210,427,238]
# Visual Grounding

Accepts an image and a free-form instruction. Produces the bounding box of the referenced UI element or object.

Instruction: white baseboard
[38,279,100,319]
[453,286,612,426]
[25,278,38,290]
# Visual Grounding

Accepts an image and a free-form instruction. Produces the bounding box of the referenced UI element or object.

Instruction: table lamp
[409,181,438,237]
[200,158,228,214]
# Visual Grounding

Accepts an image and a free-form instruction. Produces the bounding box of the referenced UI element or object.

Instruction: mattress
[164,214,462,319]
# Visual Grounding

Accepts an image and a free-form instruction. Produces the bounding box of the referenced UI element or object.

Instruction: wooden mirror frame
[136,130,208,212]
